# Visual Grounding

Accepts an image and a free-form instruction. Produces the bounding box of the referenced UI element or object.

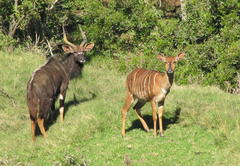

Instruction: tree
[9,0,26,39]
[180,0,187,21]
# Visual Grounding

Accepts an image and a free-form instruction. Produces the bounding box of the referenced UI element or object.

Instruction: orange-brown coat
[122,52,185,137]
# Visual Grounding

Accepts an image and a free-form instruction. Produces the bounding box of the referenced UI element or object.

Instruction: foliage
[79,0,158,53]
[0,32,16,49]
[173,0,240,90]
[0,0,80,45]
[0,0,239,92]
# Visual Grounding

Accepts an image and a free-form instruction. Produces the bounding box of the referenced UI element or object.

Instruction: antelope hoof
[160,132,164,137]
[43,133,47,138]
[145,129,150,133]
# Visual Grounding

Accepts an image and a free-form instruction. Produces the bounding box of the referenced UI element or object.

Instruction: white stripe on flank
[29,61,49,85]
[144,73,150,98]
[133,68,140,83]
[143,73,147,94]
[148,72,153,96]
[132,69,139,94]
[153,73,158,94]
[140,76,144,97]
[57,61,69,79]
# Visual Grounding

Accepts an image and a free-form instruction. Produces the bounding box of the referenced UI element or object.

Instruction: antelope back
[126,68,166,101]
[126,52,185,101]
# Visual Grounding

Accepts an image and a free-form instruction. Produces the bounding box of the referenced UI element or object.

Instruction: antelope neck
[166,71,174,86]
[63,54,83,80]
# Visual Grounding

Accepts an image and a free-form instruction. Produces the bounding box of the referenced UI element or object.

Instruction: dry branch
[0,89,16,107]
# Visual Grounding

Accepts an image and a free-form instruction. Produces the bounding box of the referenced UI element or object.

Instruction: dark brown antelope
[27,25,94,142]
[121,52,185,137]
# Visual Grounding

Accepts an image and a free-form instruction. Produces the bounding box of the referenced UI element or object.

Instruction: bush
[80,0,158,54]
[0,32,16,50]
[173,0,240,92]
[0,0,239,93]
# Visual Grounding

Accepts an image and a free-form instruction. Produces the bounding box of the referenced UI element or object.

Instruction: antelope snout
[76,53,85,63]
[167,69,174,73]
[79,58,85,63]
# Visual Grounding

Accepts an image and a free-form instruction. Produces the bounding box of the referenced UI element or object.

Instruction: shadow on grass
[35,91,96,137]
[125,107,181,134]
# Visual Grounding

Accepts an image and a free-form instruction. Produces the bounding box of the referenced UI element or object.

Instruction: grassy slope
[0,51,239,165]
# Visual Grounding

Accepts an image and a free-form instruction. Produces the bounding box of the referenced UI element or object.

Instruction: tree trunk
[180,0,187,21]
[8,0,25,39]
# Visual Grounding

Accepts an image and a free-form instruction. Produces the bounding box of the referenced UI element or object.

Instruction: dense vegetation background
[0,0,240,93]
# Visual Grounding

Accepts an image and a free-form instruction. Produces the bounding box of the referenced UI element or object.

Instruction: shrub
[0,32,16,50]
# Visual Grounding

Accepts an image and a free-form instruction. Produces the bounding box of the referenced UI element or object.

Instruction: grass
[0,50,239,165]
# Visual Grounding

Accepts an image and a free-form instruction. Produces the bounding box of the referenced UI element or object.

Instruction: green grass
[0,50,239,165]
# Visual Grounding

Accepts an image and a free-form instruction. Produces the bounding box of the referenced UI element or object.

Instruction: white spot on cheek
[60,94,64,100]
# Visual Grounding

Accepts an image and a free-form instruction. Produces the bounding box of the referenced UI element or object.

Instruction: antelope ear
[157,53,165,62]
[176,52,185,61]
[62,45,74,53]
[84,43,94,51]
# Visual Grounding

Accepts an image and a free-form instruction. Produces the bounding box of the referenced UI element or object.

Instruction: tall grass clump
[171,85,240,146]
